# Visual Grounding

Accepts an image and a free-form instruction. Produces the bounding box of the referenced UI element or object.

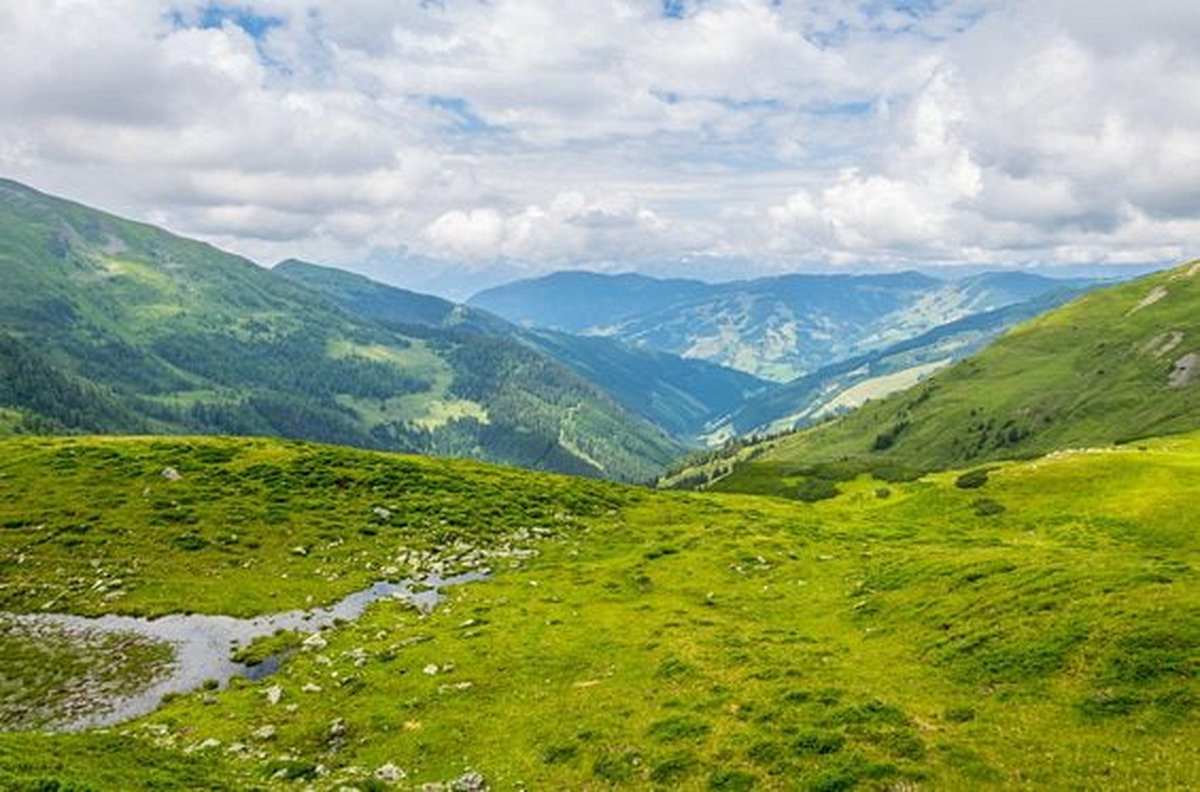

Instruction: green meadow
[0,434,1195,789]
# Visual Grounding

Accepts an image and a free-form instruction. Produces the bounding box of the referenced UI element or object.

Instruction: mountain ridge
[470,267,1098,381]
[0,179,683,481]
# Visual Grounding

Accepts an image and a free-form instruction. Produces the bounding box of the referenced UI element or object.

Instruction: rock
[422,663,440,675]
[373,506,393,521]
[252,725,276,741]
[291,545,308,557]
[374,763,407,782]
[197,738,221,751]
[451,771,488,791]
[329,718,347,739]
[302,683,323,693]
[264,685,283,705]
[161,466,182,482]
[302,632,328,651]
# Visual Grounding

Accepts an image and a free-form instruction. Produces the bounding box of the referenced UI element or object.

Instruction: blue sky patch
[427,96,502,136]
[182,3,284,39]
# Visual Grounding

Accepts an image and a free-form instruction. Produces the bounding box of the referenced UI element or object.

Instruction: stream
[2,570,488,731]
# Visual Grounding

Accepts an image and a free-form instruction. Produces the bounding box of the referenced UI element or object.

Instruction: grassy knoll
[0,435,1197,789]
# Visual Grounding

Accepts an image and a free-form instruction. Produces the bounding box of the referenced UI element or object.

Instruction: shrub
[795,477,840,503]
[955,468,992,489]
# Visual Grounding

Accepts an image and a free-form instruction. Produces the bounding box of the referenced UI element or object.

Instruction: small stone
[264,685,283,705]
[329,718,347,738]
[197,738,221,751]
[252,725,276,741]
[450,771,488,791]
[373,506,393,521]
[291,546,308,556]
[374,762,407,782]
[422,664,440,675]
[302,632,328,651]
[161,466,182,482]
[302,683,323,693]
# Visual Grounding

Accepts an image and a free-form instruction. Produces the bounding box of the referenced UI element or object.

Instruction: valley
[0,186,1196,791]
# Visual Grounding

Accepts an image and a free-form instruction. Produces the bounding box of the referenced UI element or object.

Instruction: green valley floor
[0,435,1196,789]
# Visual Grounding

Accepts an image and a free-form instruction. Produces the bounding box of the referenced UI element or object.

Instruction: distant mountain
[471,270,1096,381]
[0,179,683,481]
[695,259,1200,494]
[469,271,713,333]
[707,288,1092,441]
[276,260,769,441]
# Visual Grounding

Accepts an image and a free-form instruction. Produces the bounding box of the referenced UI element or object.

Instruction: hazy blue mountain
[469,270,714,332]
[471,269,1097,382]
[276,259,770,441]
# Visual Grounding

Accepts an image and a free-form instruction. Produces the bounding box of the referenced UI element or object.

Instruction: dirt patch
[1142,331,1185,358]
[1168,353,1200,388]
[1127,285,1168,316]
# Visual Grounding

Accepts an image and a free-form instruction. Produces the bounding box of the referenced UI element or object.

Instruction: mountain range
[470,269,1096,382]
[0,178,1130,481]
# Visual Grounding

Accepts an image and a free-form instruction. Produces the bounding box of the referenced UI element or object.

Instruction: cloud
[0,0,1197,284]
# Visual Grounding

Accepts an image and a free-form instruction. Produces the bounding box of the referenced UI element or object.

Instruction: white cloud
[0,0,1197,285]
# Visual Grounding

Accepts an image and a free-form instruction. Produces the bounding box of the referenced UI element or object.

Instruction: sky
[2,0,1199,297]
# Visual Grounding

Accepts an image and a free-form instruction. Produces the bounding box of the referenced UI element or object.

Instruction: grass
[0,434,1196,788]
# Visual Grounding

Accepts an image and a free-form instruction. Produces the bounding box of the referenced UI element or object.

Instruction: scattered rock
[264,685,283,706]
[302,632,328,651]
[451,771,488,791]
[373,506,393,521]
[291,546,308,557]
[1168,352,1200,388]
[161,466,182,482]
[197,738,221,751]
[302,683,323,693]
[329,718,347,739]
[374,763,407,782]
[252,725,276,741]
[422,663,440,676]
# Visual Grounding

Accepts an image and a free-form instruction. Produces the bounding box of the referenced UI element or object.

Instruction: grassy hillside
[706,261,1200,495]
[0,179,682,480]
[1,434,1196,789]
[277,259,769,441]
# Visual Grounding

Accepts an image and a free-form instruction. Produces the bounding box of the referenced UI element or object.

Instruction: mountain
[274,258,514,336]
[468,270,713,333]
[692,260,1200,494]
[470,270,1096,381]
[0,179,682,480]
[706,288,1092,441]
[276,259,770,441]
[3,433,1195,787]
